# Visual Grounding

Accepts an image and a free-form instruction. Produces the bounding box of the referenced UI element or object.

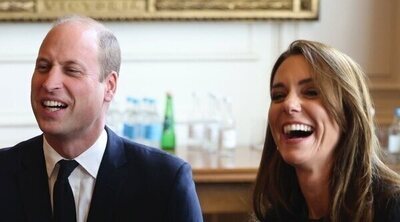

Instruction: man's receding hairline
[51,15,110,39]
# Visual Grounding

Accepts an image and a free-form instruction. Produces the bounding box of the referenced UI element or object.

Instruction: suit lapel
[18,136,52,222]
[87,127,127,222]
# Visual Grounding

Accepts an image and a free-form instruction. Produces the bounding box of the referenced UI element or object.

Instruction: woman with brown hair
[253,40,400,221]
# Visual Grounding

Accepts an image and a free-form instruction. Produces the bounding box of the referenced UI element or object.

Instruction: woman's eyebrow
[271,82,285,89]
[299,78,313,85]
[271,77,313,89]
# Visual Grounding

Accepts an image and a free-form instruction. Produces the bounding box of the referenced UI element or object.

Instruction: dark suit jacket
[0,127,203,222]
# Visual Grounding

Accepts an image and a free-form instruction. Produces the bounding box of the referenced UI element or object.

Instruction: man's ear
[104,71,118,102]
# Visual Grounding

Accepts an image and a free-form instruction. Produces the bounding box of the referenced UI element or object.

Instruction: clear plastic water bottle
[388,107,400,154]
[203,93,221,153]
[140,98,150,145]
[106,98,124,135]
[123,97,141,141]
[218,96,237,156]
[143,98,162,148]
[187,92,205,150]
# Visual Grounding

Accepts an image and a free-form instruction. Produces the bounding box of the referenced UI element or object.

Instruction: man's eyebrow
[64,60,84,67]
[35,57,49,63]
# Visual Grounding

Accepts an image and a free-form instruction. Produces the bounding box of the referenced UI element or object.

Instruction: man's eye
[65,68,80,75]
[35,64,49,73]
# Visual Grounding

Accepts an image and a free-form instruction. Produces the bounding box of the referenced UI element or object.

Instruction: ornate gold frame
[0,0,319,21]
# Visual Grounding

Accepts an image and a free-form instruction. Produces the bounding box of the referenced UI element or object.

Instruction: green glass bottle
[161,93,176,151]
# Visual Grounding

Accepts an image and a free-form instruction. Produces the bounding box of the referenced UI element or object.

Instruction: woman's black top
[262,181,400,222]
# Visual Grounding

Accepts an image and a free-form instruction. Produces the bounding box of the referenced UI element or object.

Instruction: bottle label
[189,123,205,140]
[163,117,173,131]
[161,116,175,149]
[221,129,237,149]
[388,135,400,153]
[145,123,162,141]
[123,123,139,140]
[204,122,219,152]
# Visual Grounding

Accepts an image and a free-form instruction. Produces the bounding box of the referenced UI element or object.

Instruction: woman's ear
[104,71,118,102]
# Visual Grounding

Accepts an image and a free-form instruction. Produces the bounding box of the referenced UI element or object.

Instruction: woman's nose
[283,93,301,114]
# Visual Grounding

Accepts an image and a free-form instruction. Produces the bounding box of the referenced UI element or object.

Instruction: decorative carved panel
[0,0,319,21]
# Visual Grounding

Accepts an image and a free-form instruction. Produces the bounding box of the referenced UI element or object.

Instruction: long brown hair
[253,40,400,221]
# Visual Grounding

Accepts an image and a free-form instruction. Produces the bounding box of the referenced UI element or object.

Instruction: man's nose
[42,68,63,92]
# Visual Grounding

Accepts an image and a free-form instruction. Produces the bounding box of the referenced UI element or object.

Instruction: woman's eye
[304,89,319,98]
[271,92,285,101]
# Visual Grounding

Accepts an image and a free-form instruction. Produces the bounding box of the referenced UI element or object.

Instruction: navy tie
[53,159,79,222]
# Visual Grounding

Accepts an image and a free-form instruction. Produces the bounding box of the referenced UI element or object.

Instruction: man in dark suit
[0,15,203,222]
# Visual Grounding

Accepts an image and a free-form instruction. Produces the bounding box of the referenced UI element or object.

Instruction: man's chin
[38,123,64,136]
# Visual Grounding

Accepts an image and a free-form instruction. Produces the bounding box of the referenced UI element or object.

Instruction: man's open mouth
[42,100,68,112]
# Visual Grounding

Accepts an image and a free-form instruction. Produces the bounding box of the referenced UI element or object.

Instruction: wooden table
[175,147,263,221]
[175,147,400,221]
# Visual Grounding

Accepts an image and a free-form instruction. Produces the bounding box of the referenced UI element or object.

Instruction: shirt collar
[44,129,108,179]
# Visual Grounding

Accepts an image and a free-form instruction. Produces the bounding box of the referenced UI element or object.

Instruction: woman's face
[268,55,340,168]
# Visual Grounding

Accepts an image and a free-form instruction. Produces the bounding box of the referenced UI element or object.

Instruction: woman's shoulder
[374,193,400,222]
[261,208,308,222]
[373,180,400,222]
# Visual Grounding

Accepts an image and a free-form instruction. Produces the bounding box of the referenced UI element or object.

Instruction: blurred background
[1,0,400,221]
[1,0,399,148]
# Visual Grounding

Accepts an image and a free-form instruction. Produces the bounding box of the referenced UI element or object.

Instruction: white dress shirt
[44,129,107,222]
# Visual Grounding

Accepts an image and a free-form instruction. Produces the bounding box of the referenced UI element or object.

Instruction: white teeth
[43,100,66,107]
[283,124,312,134]
[48,107,62,112]
[42,100,67,112]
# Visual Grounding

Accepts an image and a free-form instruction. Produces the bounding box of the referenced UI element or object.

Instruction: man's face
[31,22,110,144]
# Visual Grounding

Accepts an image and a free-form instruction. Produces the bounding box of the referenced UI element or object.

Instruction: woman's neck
[296,165,331,219]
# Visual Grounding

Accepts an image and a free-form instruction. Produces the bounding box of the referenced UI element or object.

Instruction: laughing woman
[253,40,400,222]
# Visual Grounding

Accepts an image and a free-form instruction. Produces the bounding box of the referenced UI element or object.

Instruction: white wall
[0,0,398,147]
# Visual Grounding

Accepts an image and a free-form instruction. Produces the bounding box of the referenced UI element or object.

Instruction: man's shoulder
[122,138,186,168]
[106,127,190,177]
[0,135,42,157]
[0,135,42,172]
